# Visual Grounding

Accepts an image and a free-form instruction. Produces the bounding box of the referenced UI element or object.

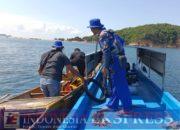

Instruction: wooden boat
[0,73,84,129]
[0,51,102,130]
[57,48,180,130]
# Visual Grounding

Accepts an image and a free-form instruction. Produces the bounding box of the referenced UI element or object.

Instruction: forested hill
[82,23,180,48]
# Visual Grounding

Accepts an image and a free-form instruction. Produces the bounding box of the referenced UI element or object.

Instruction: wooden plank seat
[0,96,64,110]
[30,92,44,98]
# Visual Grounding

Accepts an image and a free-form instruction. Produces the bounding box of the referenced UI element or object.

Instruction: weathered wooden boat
[0,75,84,129]
[57,47,180,130]
[0,51,102,130]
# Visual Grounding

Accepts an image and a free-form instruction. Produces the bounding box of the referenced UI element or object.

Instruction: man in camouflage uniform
[88,19,132,113]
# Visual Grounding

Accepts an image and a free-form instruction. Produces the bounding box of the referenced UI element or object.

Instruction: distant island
[66,23,180,48]
[0,34,12,38]
[0,33,44,41]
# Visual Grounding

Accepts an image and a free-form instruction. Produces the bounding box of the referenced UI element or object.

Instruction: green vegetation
[116,23,180,47]
[65,36,98,42]
[82,35,98,42]
[67,36,84,42]
[81,23,180,47]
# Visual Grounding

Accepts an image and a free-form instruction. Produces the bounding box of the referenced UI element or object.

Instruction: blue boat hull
[57,68,180,130]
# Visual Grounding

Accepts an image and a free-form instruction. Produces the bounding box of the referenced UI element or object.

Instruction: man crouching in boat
[38,40,84,97]
[88,19,132,119]
[70,48,85,77]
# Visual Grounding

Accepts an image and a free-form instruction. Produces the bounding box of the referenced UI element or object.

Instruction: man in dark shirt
[38,41,84,97]
[70,48,85,76]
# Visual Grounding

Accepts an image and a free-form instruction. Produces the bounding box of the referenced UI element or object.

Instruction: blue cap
[52,40,64,48]
[87,18,104,29]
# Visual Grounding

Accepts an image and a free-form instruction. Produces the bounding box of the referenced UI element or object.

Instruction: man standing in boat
[38,40,84,97]
[70,48,85,76]
[87,19,132,114]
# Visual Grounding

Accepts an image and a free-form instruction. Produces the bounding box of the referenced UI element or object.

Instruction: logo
[4,112,19,128]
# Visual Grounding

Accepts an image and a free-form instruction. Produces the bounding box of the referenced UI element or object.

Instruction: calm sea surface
[0,37,180,101]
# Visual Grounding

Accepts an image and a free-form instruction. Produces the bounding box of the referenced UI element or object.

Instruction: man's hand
[87,71,95,79]
[66,64,85,83]
[38,67,43,75]
[102,67,107,77]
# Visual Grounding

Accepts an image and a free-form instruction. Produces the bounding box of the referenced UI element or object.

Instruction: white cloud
[0,12,83,39]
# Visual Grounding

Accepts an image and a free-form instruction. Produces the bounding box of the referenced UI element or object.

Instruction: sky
[0,0,179,39]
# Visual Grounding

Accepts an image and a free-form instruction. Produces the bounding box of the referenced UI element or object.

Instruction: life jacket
[107,29,125,56]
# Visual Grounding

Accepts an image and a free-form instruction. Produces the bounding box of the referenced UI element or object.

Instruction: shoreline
[127,44,180,49]
[1,36,180,49]
[65,41,180,49]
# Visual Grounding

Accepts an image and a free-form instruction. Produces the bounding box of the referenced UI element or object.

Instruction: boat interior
[0,75,83,110]
[57,48,180,130]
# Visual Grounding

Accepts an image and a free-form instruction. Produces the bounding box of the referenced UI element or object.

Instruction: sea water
[0,37,180,101]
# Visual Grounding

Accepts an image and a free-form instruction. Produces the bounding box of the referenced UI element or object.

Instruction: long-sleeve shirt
[99,30,114,69]
[98,30,126,69]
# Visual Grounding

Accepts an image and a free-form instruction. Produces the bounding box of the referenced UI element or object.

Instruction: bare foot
[97,106,113,113]
[92,111,111,127]
[116,110,132,116]
[165,121,180,129]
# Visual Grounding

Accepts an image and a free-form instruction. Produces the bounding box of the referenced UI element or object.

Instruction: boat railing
[85,51,102,77]
[137,47,166,91]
